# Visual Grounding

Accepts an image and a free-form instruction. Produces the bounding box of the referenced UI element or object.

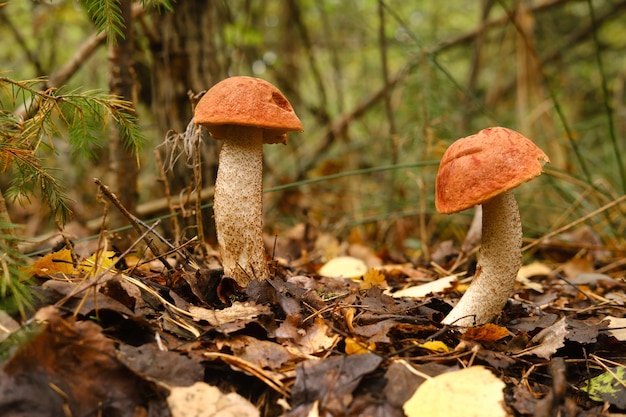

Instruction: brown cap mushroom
[435,127,549,326]
[195,76,302,144]
[194,76,302,286]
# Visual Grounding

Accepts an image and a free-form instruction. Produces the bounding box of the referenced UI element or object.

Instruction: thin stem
[442,192,522,326]
[214,128,269,285]
[586,0,625,193]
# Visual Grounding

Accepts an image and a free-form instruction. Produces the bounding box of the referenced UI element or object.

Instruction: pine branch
[0,76,145,225]
[84,0,125,44]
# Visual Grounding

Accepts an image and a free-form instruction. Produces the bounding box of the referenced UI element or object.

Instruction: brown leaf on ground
[1,306,165,417]
[118,343,204,387]
[287,353,383,416]
[463,323,511,342]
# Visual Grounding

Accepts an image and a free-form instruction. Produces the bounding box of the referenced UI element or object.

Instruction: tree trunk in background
[150,1,226,135]
[148,1,229,245]
[108,0,139,250]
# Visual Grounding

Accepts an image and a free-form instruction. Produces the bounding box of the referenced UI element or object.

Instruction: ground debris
[2,235,626,417]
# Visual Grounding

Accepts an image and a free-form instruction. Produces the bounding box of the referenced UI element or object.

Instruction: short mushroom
[435,127,549,326]
[194,76,302,286]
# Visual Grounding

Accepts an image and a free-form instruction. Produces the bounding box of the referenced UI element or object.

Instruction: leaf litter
[1,225,625,416]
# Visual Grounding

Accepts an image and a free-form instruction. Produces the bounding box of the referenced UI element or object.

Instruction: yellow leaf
[360,268,387,289]
[415,340,449,353]
[344,337,375,355]
[29,249,76,276]
[404,366,507,417]
[78,250,118,275]
[318,256,367,279]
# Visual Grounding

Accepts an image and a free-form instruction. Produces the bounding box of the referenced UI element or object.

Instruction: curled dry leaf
[188,301,271,331]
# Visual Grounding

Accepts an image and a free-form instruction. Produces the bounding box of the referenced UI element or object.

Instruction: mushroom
[194,76,302,286]
[435,127,549,326]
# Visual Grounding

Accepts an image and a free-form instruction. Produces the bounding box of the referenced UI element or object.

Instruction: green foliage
[83,0,174,43]
[0,75,144,316]
[84,0,125,43]
[0,76,144,224]
[584,366,626,408]
[0,221,34,318]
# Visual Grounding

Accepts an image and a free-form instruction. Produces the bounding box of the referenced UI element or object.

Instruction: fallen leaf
[290,353,383,415]
[188,301,271,333]
[582,366,626,408]
[360,268,387,289]
[318,256,367,279]
[79,250,118,275]
[167,381,259,417]
[569,272,618,285]
[29,248,75,276]
[518,261,551,279]
[516,261,549,293]
[224,335,293,371]
[344,337,375,355]
[383,361,442,408]
[389,274,460,298]
[1,306,154,416]
[604,316,626,340]
[403,366,507,417]
[516,317,568,359]
[463,323,510,342]
[118,343,204,387]
[293,317,339,356]
[415,340,449,353]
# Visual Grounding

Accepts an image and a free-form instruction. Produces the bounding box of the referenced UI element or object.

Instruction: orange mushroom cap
[435,127,550,214]
[194,76,303,144]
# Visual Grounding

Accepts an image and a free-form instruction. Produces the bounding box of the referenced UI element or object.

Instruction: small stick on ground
[94,177,174,273]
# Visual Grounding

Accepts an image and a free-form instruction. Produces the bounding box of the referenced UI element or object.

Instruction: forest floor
[1,224,625,417]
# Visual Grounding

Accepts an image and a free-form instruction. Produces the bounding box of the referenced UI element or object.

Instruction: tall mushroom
[435,127,549,326]
[194,76,302,287]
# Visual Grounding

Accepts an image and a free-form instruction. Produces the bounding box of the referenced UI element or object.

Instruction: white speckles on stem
[442,191,522,327]
[213,126,270,286]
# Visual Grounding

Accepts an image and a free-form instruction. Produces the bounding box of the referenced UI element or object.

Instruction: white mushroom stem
[442,192,522,326]
[214,126,270,286]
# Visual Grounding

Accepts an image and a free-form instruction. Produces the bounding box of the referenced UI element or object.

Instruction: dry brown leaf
[516,317,567,359]
[2,306,151,416]
[224,335,294,371]
[290,353,383,415]
[463,323,511,342]
[188,301,271,330]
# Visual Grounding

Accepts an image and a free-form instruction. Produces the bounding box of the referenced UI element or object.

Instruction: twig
[93,177,174,272]
[0,10,44,75]
[154,148,182,246]
[523,193,626,252]
[55,219,162,308]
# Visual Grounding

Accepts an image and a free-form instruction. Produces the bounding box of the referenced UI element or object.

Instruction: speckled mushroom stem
[214,126,270,286]
[442,191,522,326]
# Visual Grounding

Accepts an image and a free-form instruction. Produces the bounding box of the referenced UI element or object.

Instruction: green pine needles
[1,76,144,224]
[83,0,174,43]
[0,75,144,316]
